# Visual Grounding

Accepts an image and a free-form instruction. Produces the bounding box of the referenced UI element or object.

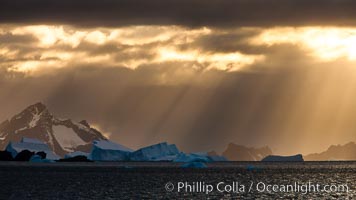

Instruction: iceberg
[6,137,60,160]
[64,151,89,159]
[29,155,54,163]
[174,153,212,163]
[173,152,227,163]
[89,140,133,161]
[208,155,228,162]
[130,142,180,161]
[262,154,304,162]
[151,155,178,161]
[181,162,208,168]
[58,155,92,162]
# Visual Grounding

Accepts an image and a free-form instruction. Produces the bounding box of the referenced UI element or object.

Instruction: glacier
[129,142,180,161]
[6,137,60,160]
[89,140,133,161]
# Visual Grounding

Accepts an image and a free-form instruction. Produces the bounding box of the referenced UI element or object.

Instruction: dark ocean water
[0,162,355,199]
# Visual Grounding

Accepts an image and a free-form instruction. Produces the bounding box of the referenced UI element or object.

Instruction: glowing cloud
[252,27,356,61]
[0,25,261,73]
[157,48,263,71]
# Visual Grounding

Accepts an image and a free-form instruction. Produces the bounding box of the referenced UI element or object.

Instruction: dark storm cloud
[1,0,356,27]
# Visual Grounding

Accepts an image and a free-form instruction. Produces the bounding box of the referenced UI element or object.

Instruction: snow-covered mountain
[0,103,106,156]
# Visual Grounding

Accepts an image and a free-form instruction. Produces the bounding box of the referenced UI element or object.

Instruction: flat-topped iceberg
[262,154,304,162]
[130,142,180,161]
[89,140,133,161]
[6,137,60,160]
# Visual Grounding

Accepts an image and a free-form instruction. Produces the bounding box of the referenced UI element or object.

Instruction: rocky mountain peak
[0,103,107,156]
[26,102,47,113]
[79,120,90,128]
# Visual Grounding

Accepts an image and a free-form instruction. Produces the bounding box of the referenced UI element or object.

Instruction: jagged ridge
[0,103,106,156]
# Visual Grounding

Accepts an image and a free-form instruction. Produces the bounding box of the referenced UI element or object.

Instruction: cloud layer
[1,0,356,27]
[2,0,356,156]
[2,24,356,154]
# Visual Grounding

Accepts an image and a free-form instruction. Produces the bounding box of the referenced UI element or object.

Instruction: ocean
[0,162,355,199]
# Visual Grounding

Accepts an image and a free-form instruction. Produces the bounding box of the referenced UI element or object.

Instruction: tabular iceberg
[130,142,180,161]
[5,137,60,160]
[262,154,304,162]
[89,140,133,161]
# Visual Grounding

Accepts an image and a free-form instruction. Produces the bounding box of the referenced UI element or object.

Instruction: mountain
[222,143,272,161]
[0,102,106,156]
[305,142,356,161]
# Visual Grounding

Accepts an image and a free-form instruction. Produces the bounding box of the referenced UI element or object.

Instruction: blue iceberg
[130,142,180,161]
[6,137,60,160]
[89,140,133,161]
[181,162,208,168]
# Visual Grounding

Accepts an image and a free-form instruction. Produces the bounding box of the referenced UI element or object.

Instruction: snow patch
[29,112,42,128]
[0,131,7,140]
[52,125,87,152]
[15,127,29,134]
[15,114,23,120]
[74,122,90,131]
[46,129,54,146]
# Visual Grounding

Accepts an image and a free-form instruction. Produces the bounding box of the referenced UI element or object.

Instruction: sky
[2,0,356,155]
